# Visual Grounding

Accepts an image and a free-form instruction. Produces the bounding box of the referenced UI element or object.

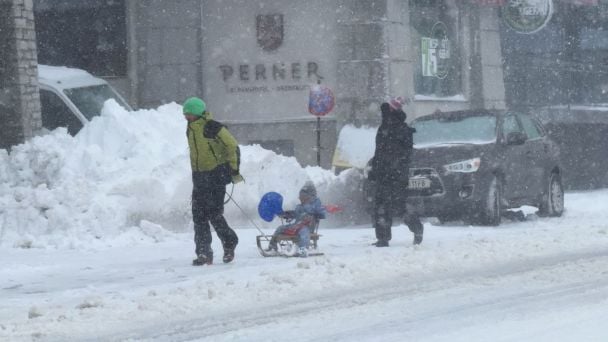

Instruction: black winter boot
[192,248,213,266]
[223,243,237,263]
[223,248,234,263]
[373,240,389,247]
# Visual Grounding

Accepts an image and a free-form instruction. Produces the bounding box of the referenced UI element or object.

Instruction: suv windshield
[412,115,497,146]
[63,84,129,120]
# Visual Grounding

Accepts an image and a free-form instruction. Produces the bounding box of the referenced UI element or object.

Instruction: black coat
[370,103,415,184]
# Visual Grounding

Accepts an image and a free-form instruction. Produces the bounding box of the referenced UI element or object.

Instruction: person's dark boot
[413,233,423,245]
[373,240,389,247]
[223,246,236,263]
[222,249,234,263]
[192,249,213,266]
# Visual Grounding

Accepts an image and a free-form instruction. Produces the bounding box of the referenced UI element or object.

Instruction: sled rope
[225,191,267,236]
[224,183,234,205]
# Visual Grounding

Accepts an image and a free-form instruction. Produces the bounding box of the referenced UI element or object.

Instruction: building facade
[31,0,511,167]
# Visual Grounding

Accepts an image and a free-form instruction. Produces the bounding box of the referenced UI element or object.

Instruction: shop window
[34,0,127,77]
[410,0,462,98]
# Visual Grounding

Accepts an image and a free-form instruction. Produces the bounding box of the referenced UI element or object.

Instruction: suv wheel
[538,172,564,217]
[479,176,502,226]
[437,213,459,224]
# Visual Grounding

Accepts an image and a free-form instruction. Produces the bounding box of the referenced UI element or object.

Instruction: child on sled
[266,181,327,257]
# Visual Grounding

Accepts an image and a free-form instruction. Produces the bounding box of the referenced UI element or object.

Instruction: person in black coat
[368,97,423,246]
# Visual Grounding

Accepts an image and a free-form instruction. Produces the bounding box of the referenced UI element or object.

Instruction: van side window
[40,89,83,136]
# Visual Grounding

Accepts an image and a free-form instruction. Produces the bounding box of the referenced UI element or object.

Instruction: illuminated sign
[501,0,553,34]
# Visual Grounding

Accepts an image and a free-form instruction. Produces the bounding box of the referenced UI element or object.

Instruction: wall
[126,0,505,167]
[199,0,339,167]
[335,0,506,125]
[132,0,203,109]
[0,0,41,150]
[201,0,338,121]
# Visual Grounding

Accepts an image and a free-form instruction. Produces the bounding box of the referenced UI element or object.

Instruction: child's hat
[299,181,317,197]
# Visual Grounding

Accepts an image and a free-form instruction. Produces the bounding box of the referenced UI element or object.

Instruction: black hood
[380,103,406,125]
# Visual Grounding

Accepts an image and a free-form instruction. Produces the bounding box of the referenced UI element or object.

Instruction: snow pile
[0,101,363,249]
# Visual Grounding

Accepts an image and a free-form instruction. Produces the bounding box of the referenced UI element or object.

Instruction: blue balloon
[258,192,284,222]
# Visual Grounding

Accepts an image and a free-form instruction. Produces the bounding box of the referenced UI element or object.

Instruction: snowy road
[2,190,608,341]
[122,250,608,342]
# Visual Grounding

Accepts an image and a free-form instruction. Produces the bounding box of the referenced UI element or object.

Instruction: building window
[501,3,608,108]
[34,0,127,77]
[410,0,462,97]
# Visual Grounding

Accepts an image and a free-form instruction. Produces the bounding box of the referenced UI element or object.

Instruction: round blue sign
[308,84,335,116]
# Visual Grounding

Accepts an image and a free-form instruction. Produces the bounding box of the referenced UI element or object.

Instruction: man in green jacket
[183,97,243,265]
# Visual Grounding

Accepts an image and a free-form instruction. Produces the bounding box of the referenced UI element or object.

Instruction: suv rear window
[413,115,497,146]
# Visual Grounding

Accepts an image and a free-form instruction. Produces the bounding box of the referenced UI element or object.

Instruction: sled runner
[256,218,324,257]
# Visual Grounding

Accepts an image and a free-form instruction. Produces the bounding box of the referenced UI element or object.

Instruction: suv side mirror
[506,131,527,145]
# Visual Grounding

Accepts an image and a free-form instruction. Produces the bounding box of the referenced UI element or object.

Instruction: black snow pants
[192,176,238,256]
[373,181,423,242]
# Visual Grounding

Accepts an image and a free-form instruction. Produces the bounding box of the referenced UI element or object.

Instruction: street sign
[308,84,335,117]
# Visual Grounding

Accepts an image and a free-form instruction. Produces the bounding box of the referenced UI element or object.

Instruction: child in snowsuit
[267,182,327,257]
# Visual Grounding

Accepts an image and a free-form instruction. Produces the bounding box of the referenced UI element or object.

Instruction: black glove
[231,169,244,184]
[279,210,296,220]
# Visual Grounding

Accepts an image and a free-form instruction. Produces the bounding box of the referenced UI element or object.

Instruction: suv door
[517,113,549,197]
[500,113,531,200]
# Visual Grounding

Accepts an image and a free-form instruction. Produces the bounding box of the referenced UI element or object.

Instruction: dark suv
[365,109,564,225]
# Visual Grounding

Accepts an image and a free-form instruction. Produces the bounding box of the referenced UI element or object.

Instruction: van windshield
[412,115,497,147]
[63,84,130,120]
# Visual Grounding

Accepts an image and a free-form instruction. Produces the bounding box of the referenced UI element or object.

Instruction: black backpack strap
[203,120,225,139]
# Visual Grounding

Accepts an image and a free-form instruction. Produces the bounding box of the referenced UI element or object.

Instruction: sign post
[308,82,335,166]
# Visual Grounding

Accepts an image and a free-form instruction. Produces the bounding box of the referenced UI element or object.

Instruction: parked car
[534,104,608,190]
[364,109,564,225]
[38,64,132,135]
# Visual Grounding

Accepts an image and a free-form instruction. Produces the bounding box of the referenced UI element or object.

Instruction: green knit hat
[183,97,206,117]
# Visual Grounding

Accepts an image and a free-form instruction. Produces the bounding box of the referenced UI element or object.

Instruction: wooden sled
[256,219,324,257]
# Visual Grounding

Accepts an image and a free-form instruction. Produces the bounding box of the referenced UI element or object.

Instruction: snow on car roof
[38,64,106,90]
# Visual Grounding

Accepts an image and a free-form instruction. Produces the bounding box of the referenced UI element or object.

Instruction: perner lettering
[219,62,322,82]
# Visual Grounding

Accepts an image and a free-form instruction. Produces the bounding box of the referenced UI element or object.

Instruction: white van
[38,65,132,135]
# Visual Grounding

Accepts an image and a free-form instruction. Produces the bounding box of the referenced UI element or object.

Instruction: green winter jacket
[186,112,240,178]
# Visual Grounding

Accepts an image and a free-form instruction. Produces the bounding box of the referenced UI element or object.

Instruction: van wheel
[479,176,502,226]
[538,172,564,217]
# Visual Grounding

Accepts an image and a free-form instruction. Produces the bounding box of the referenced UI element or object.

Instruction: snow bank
[0,101,364,249]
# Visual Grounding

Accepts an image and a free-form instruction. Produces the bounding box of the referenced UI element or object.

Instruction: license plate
[408,177,431,189]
